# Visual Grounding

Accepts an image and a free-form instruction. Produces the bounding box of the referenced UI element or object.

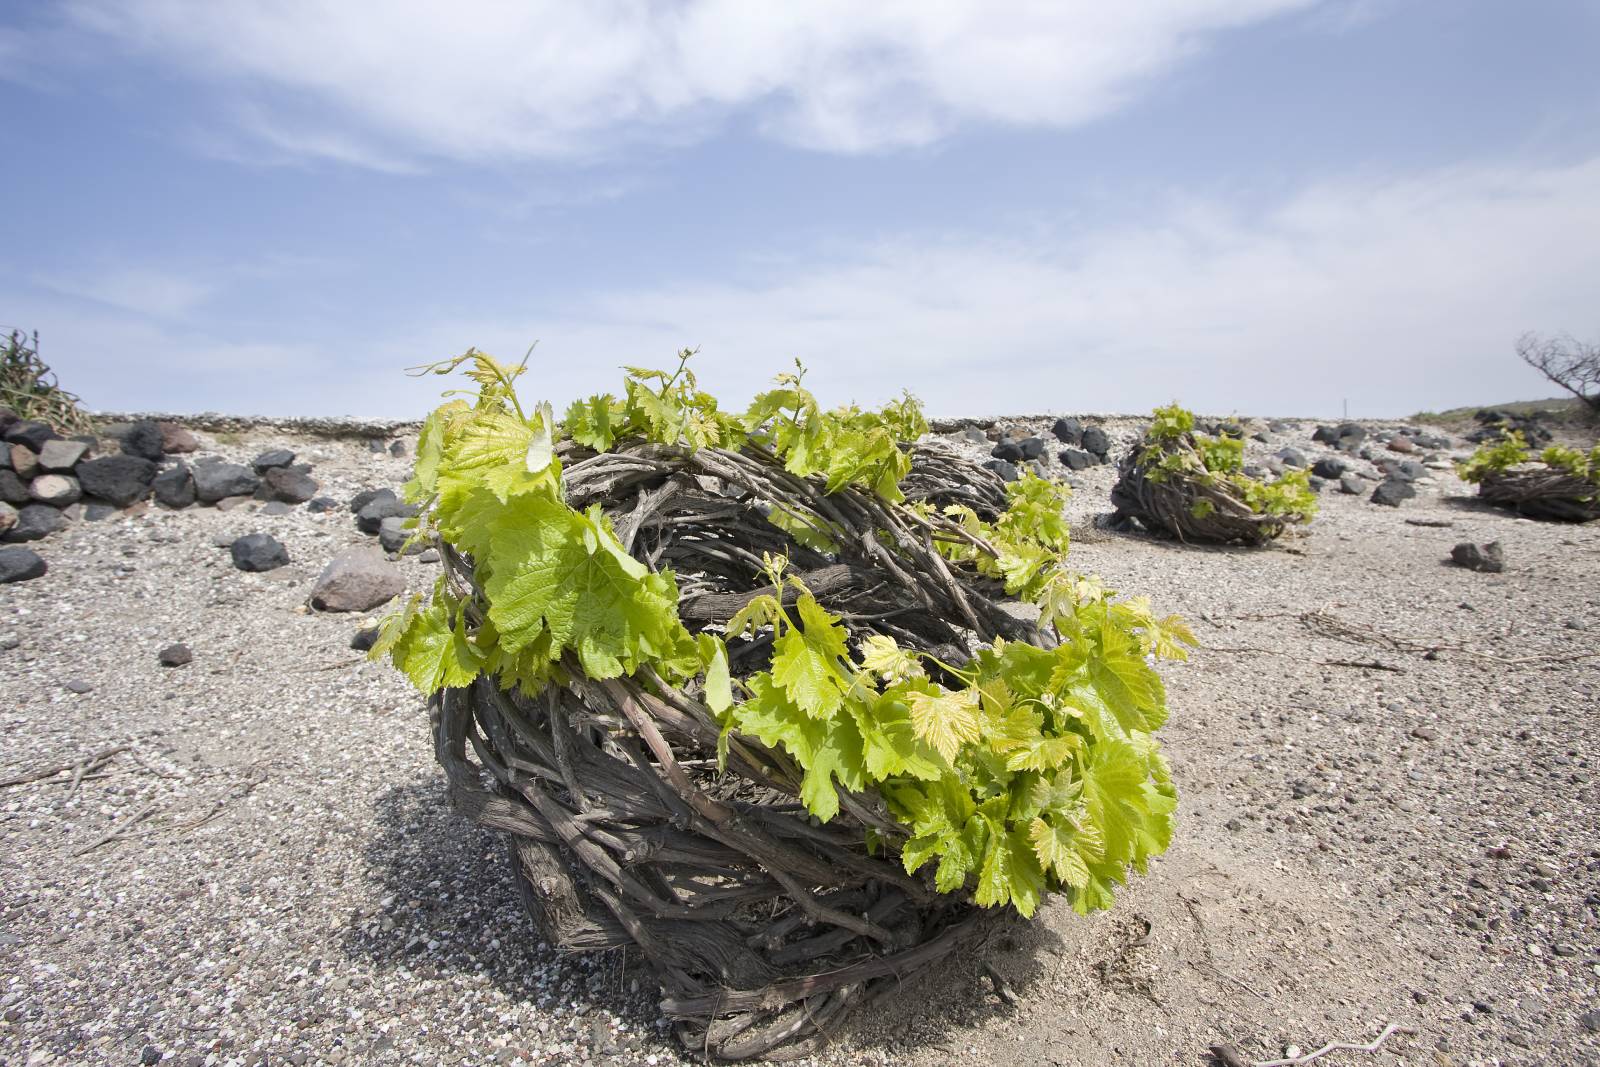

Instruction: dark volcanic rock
[990,439,1024,463]
[0,469,28,506]
[1311,457,1348,480]
[350,627,380,652]
[193,463,260,505]
[349,487,395,514]
[306,496,340,514]
[1050,417,1084,445]
[262,466,318,504]
[1338,473,1364,495]
[76,455,157,507]
[378,515,416,554]
[1451,541,1505,574]
[3,504,66,542]
[3,420,59,452]
[158,643,194,667]
[0,546,47,584]
[230,533,289,572]
[153,463,197,509]
[120,420,166,461]
[355,495,415,534]
[251,448,297,473]
[982,459,1020,483]
[310,547,405,612]
[1080,426,1111,456]
[1018,436,1047,461]
[1371,478,1417,507]
[1059,448,1095,471]
[1276,447,1308,468]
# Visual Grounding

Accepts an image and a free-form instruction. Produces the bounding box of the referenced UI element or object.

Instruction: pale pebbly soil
[1,417,1597,1067]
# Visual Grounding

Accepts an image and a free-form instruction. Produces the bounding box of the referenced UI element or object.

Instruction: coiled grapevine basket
[1475,468,1600,523]
[1110,415,1313,545]
[430,439,1025,1060]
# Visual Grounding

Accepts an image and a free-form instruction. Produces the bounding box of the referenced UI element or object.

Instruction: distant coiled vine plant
[1458,431,1600,522]
[1112,403,1317,544]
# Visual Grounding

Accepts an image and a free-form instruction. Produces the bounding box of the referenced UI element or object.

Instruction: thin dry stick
[71,800,157,856]
[1250,1023,1414,1066]
[0,744,128,789]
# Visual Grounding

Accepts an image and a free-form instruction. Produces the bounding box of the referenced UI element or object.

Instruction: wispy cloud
[501,156,1600,418]
[55,0,1321,166]
[34,266,217,319]
[17,156,1596,419]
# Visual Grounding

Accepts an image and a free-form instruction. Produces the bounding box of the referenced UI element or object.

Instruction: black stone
[1050,417,1083,446]
[982,459,1020,482]
[1338,473,1364,495]
[152,463,196,509]
[193,463,260,505]
[230,533,289,572]
[0,469,27,506]
[1059,448,1095,471]
[262,466,318,504]
[388,440,407,457]
[1311,457,1348,480]
[119,420,166,461]
[76,455,157,507]
[0,546,46,583]
[3,420,59,452]
[2,505,66,543]
[350,627,380,652]
[1371,479,1416,507]
[990,439,1024,463]
[158,643,193,667]
[378,516,412,553]
[1080,426,1111,456]
[1018,436,1047,461]
[1451,542,1505,574]
[1308,476,1326,493]
[251,449,296,473]
[1276,447,1308,468]
[141,1046,162,1066]
[349,487,395,514]
[355,495,415,534]
[306,496,340,513]
[1312,424,1339,444]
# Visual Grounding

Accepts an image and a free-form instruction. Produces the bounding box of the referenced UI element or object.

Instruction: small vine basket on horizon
[1457,431,1600,523]
[378,351,1190,1060]
[1110,404,1317,545]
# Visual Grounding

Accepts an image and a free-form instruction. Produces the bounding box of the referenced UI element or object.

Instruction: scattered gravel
[1,417,1596,1066]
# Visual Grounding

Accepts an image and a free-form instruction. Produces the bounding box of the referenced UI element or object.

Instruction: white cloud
[35,267,217,319]
[493,156,1600,418]
[60,0,1318,164]
[15,157,1596,419]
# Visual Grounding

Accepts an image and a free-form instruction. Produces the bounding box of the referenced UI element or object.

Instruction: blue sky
[2,1,1598,419]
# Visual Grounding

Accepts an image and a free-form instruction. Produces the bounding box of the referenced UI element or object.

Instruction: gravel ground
[1,417,1597,1067]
